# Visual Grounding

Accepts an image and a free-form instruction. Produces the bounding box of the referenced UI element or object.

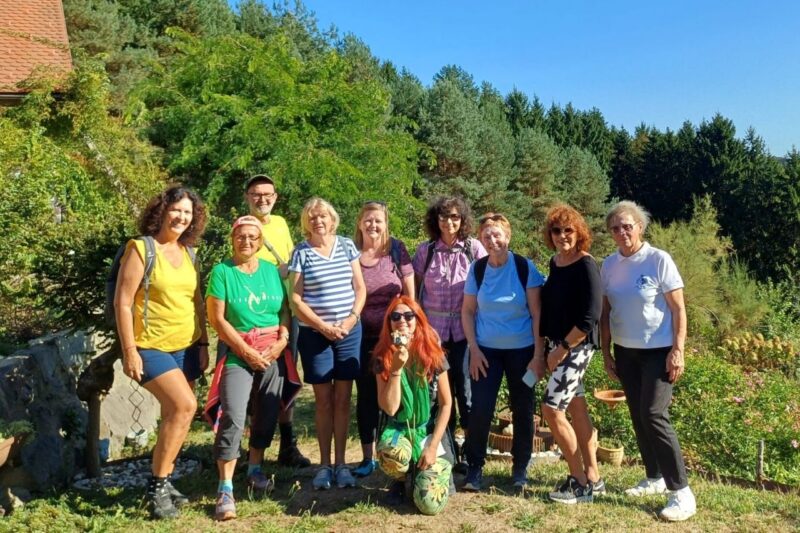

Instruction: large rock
[0,330,95,491]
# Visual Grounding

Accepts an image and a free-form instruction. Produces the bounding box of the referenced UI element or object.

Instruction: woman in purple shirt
[412,196,487,473]
[352,201,415,477]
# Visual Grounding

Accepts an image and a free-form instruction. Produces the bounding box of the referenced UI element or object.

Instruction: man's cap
[245,174,275,190]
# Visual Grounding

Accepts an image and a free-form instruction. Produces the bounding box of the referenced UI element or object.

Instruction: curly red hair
[373,296,445,382]
[542,203,593,252]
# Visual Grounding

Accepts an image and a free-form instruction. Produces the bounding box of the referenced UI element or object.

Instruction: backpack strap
[416,240,438,302]
[389,237,403,276]
[139,236,157,330]
[262,237,284,265]
[475,253,529,292]
[464,238,475,263]
[474,256,490,291]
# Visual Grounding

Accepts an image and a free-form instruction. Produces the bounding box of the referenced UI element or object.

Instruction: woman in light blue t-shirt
[461,213,544,492]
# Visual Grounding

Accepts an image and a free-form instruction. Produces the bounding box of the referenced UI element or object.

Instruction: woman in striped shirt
[289,198,366,490]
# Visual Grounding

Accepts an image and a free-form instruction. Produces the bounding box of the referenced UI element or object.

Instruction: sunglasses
[479,213,506,224]
[550,226,575,236]
[610,223,637,234]
[390,311,416,322]
[438,213,462,222]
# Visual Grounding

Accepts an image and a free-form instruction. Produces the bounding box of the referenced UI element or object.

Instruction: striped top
[289,236,360,326]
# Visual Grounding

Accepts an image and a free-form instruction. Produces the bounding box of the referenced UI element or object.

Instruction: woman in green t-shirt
[205,215,291,521]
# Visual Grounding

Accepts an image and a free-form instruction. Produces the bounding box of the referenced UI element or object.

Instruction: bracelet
[348,310,361,322]
[197,341,210,347]
[390,370,402,377]
[280,331,290,341]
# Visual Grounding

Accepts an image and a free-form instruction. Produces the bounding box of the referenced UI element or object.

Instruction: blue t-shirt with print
[464,252,545,349]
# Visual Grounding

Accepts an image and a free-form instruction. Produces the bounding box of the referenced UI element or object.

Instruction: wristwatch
[558,339,571,350]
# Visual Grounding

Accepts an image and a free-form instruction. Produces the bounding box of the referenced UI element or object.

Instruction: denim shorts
[298,322,361,384]
[139,341,201,384]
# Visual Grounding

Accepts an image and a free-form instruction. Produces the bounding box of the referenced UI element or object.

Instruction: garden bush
[585,350,800,485]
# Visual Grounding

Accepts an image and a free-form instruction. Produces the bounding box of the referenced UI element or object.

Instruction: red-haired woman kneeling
[373,296,453,515]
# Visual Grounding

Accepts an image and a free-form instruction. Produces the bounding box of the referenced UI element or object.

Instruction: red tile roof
[0,0,73,94]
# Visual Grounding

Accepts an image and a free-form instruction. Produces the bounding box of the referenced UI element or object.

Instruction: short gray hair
[605,200,651,233]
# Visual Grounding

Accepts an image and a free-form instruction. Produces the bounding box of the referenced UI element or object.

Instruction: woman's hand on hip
[547,346,567,372]
[666,347,685,383]
[122,350,143,382]
[469,345,489,381]
[417,443,437,471]
[603,354,619,381]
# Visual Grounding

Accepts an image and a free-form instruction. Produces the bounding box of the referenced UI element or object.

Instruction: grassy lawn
[2,386,799,532]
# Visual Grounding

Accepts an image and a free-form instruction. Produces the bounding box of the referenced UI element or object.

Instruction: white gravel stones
[72,458,200,491]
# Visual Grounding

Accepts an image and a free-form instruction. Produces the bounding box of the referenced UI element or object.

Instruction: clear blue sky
[241,1,800,155]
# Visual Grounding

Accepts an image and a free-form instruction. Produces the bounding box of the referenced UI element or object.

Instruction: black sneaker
[165,478,189,508]
[548,475,593,504]
[146,484,179,519]
[453,460,469,475]
[277,440,311,468]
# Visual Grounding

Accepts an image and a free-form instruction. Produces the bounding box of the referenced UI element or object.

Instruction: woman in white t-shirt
[599,200,696,523]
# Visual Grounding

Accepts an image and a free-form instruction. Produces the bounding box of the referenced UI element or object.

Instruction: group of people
[113,175,697,523]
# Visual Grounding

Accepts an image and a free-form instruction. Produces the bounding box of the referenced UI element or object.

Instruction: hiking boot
[352,459,379,478]
[278,440,311,468]
[659,487,697,522]
[548,475,593,504]
[334,464,357,488]
[145,484,179,520]
[165,478,189,508]
[625,477,667,497]
[312,466,333,490]
[214,491,236,521]
[453,460,469,475]
[590,478,607,496]
[462,466,483,492]
[246,469,274,492]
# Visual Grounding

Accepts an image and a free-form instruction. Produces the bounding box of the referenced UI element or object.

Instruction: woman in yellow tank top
[114,185,209,520]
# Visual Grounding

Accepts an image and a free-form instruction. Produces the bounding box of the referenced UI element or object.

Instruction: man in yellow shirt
[245,174,310,467]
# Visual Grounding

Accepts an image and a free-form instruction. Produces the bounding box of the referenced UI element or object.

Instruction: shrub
[714,332,800,379]
[586,349,800,485]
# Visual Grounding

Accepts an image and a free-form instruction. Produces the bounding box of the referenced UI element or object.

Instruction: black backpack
[104,237,196,329]
[473,253,529,292]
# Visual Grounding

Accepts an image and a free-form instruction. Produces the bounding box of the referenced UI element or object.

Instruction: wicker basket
[596,443,624,466]
[488,418,547,454]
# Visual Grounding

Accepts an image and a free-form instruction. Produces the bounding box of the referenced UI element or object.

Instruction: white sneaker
[659,487,697,522]
[624,477,667,497]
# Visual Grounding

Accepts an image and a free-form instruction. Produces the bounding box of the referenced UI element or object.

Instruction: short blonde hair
[300,197,340,239]
[478,213,512,241]
[605,200,650,233]
[354,201,391,254]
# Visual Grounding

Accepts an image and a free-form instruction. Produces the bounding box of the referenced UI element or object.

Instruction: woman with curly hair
[412,196,486,472]
[374,296,453,515]
[114,184,209,519]
[534,204,603,505]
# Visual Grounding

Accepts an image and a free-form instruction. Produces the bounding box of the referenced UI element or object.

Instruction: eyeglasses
[479,213,505,224]
[390,311,416,322]
[248,192,276,200]
[610,223,637,234]
[550,226,575,236]
[438,213,462,222]
[235,234,260,243]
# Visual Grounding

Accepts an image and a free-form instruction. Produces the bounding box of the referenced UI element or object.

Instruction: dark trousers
[355,336,379,445]
[443,338,471,433]
[614,344,689,490]
[465,345,535,471]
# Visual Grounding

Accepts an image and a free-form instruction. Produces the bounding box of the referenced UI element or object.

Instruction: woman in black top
[534,204,603,504]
